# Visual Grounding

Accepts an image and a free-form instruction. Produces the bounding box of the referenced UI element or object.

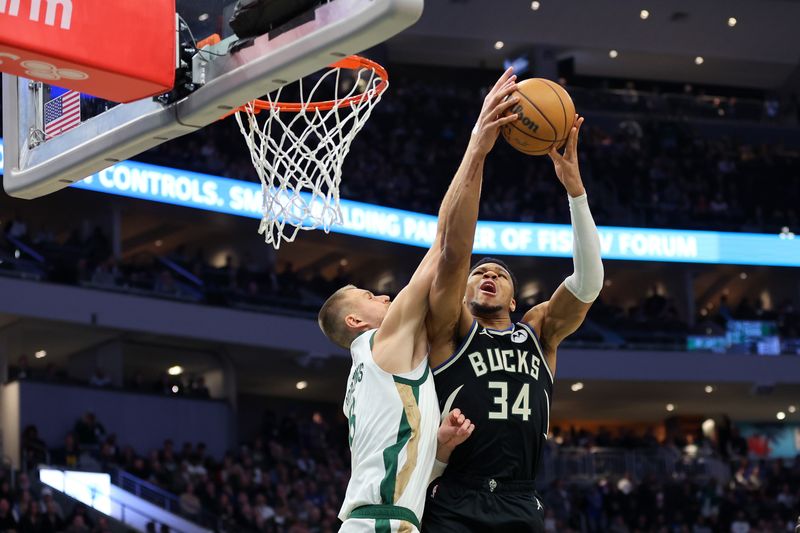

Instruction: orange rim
[235,55,388,115]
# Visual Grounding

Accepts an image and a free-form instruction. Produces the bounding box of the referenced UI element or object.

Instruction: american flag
[44,90,81,139]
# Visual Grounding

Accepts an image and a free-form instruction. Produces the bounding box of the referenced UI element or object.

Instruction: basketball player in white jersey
[317,69,521,532]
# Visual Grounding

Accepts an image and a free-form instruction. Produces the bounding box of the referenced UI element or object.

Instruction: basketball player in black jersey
[421,82,604,531]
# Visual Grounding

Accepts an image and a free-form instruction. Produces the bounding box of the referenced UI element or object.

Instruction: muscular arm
[373,71,520,371]
[524,117,603,374]
[426,69,521,366]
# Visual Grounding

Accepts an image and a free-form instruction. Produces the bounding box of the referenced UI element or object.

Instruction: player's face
[348,288,391,329]
[465,263,515,315]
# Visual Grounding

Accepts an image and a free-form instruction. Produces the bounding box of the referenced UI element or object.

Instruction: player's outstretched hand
[548,114,586,198]
[471,67,521,156]
[437,408,475,453]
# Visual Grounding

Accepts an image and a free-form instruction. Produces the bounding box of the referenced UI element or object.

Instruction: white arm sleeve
[563,193,604,303]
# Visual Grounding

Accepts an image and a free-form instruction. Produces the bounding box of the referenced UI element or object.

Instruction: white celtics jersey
[339,329,440,527]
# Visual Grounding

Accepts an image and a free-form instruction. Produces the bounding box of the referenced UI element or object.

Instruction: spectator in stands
[154,269,179,296]
[73,411,106,448]
[731,510,751,533]
[179,483,202,519]
[89,367,112,387]
[40,487,64,522]
[18,499,47,531]
[66,503,94,531]
[189,376,211,398]
[0,498,17,530]
[52,432,81,469]
[22,424,48,468]
[90,258,120,287]
[4,212,28,240]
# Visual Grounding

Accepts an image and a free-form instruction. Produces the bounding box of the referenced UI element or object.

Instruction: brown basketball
[502,78,576,156]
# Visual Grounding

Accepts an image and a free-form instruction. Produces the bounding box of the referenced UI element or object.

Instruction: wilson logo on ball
[511,104,539,133]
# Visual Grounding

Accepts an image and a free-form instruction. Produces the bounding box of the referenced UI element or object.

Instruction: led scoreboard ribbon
[1,139,798,267]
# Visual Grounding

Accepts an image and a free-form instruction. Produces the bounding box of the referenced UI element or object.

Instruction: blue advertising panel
[2,139,799,266]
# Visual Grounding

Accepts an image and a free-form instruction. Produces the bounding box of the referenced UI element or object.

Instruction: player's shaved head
[318,285,359,349]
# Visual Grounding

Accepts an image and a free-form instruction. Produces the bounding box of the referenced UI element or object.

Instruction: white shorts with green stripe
[340,517,420,533]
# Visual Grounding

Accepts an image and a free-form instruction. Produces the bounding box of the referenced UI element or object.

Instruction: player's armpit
[523,283,593,372]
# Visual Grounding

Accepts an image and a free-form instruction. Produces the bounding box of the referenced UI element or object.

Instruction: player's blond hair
[318,285,358,349]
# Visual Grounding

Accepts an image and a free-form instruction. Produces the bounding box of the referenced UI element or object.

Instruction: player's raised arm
[426,69,521,365]
[523,116,604,374]
[371,71,519,371]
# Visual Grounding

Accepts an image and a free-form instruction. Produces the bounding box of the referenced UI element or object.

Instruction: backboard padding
[2,0,423,199]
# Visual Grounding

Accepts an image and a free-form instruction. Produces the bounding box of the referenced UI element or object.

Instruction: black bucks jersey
[433,320,553,481]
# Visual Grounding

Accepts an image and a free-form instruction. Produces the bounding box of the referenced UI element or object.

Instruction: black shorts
[421,476,546,533]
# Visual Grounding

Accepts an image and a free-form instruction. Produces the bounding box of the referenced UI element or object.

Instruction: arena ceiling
[384,0,800,89]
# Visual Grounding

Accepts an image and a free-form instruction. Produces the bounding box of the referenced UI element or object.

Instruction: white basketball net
[235,59,387,249]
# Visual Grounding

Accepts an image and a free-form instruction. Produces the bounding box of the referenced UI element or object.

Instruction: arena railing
[537,447,729,489]
[115,469,221,530]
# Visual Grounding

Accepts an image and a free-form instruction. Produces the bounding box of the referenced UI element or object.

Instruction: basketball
[502,78,576,156]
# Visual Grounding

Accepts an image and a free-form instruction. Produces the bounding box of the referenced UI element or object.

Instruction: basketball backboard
[2,0,423,199]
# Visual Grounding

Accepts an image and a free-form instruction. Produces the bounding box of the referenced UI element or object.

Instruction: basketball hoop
[233,55,389,249]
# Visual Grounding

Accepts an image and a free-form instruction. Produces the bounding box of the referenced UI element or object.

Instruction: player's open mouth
[479,280,497,295]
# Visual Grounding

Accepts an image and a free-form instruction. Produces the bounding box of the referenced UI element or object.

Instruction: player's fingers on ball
[500,81,518,97]
[548,147,562,162]
[491,83,516,106]
[496,79,517,97]
[496,95,520,113]
[568,125,579,154]
[490,114,519,129]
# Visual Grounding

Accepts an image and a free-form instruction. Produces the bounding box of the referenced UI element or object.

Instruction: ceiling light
[609,50,619,59]
[788,405,797,413]
[168,365,183,376]
[14,249,20,259]
[704,385,714,394]
[35,350,47,359]
[727,17,737,27]
[570,382,584,392]
[198,13,210,22]
[171,385,179,394]
[494,41,505,50]
[694,56,704,65]
[666,403,675,412]
[155,240,163,247]
[740,272,748,280]
[776,411,786,420]
[296,380,308,390]
[640,9,650,20]
[531,1,541,10]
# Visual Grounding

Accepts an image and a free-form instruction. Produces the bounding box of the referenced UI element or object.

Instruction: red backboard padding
[0,0,176,103]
